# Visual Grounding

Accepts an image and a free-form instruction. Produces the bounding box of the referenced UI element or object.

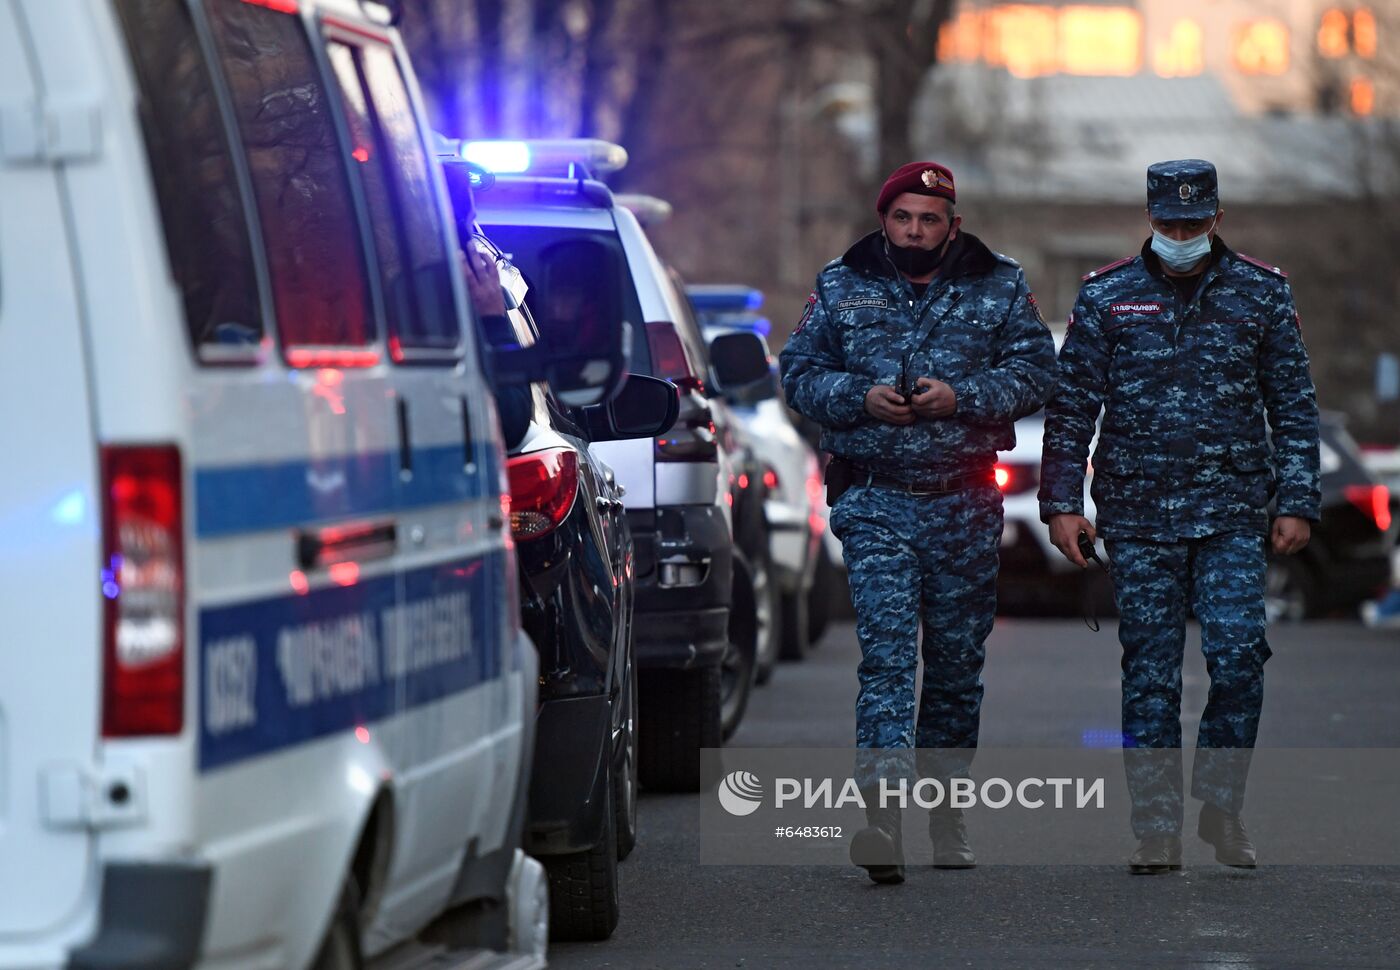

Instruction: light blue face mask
[1151,218,1216,272]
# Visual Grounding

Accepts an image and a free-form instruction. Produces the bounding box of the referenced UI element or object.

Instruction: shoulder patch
[1082,256,1135,282]
[793,291,818,335]
[1234,252,1288,278]
[1026,292,1045,324]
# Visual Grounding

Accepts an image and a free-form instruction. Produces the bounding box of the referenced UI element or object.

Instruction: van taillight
[507,447,579,540]
[1345,483,1392,532]
[647,321,717,462]
[101,446,185,737]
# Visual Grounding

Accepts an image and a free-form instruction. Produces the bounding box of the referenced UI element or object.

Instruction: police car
[457,140,770,788]
[0,2,630,967]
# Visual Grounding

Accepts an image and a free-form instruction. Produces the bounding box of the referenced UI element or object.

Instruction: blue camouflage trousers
[830,482,1002,786]
[1106,532,1272,837]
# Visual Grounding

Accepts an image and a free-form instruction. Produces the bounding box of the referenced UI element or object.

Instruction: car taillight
[506,447,579,540]
[101,445,185,737]
[1345,483,1392,532]
[648,321,717,462]
[994,462,1039,495]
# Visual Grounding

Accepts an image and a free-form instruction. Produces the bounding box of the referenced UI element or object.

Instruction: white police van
[0,2,628,967]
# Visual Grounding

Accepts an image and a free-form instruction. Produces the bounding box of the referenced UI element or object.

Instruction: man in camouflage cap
[780,161,1057,883]
[1039,159,1320,873]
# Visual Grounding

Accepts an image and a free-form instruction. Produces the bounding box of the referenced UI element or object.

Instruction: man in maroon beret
[780,162,1058,883]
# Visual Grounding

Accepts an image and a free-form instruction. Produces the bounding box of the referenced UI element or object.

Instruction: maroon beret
[876,161,956,213]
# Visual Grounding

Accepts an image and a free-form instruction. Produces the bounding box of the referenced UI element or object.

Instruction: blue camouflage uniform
[1039,159,1321,836]
[780,228,1057,778]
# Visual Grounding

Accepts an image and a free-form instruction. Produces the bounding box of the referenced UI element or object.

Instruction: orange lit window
[983,5,1059,78]
[1059,6,1142,76]
[1354,8,1377,58]
[1234,20,1289,75]
[1351,77,1375,115]
[1153,19,1203,77]
[1318,9,1349,57]
[937,9,986,64]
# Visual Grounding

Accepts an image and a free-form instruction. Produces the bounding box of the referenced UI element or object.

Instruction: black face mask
[885,230,953,277]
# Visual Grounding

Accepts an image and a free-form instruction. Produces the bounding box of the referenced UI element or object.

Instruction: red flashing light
[994,465,1011,490]
[101,446,184,737]
[1345,484,1392,532]
[507,448,579,540]
[352,146,370,163]
[329,561,361,587]
[240,0,298,12]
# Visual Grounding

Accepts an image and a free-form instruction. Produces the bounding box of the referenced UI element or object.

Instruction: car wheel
[806,547,839,647]
[721,552,759,740]
[311,876,363,970]
[613,654,639,861]
[1265,556,1315,623]
[638,665,722,792]
[751,545,782,684]
[543,764,619,942]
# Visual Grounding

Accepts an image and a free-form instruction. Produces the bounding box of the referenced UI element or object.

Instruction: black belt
[860,467,995,495]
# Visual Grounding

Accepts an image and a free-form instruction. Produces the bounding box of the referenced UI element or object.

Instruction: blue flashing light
[462,141,531,174]
[686,286,765,313]
[750,316,772,337]
[51,490,86,525]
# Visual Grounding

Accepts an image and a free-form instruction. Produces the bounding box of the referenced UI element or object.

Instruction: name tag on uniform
[836,297,889,310]
[1110,302,1163,315]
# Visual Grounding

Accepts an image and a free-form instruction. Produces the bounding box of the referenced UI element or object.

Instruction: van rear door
[0,0,99,937]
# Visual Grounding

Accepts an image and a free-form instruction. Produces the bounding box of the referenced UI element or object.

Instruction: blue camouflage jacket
[779,230,1057,479]
[1039,238,1321,539]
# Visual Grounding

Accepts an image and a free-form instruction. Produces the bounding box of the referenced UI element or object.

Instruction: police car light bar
[686,284,764,312]
[615,193,673,227]
[437,137,629,177]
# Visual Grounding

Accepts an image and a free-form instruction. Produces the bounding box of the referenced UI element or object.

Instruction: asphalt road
[551,619,1400,969]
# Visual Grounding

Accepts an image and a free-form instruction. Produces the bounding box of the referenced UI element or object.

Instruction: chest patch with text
[1110,302,1163,315]
[836,297,889,311]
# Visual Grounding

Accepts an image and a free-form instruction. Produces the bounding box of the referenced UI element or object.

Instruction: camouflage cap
[1146,159,1218,221]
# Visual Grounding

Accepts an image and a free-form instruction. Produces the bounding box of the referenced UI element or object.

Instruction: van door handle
[396,397,412,477]
[297,521,397,570]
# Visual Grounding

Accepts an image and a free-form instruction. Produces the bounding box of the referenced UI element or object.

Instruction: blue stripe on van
[198,551,509,771]
[194,443,500,537]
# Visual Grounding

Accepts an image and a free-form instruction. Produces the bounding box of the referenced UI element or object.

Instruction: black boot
[1129,834,1183,874]
[1198,803,1257,868]
[850,791,904,884]
[928,806,976,869]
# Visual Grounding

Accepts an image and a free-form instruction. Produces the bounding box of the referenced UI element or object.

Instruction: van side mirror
[708,330,772,400]
[532,239,630,407]
[581,374,679,442]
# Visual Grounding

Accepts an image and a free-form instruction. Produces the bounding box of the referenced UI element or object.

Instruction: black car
[471,232,677,942]
[1266,412,1395,621]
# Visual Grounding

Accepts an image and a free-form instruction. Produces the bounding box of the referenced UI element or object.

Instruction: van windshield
[478,225,650,375]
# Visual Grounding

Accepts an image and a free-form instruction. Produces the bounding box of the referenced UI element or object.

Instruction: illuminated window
[1351,77,1375,115]
[1354,8,1377,58]
[937,10,985,63]
[1318,9,1349,57]
[1153,19,1203,77]
[1059,6,1142,76]
[983,5,1059,78]
[1234,20,1289,75]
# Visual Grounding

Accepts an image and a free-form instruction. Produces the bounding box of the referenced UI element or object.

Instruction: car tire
[751,546,782,685]
[613,655,639,861]
[1265,555,1316,623]
[806,548,839,647]
[311,876,363,970]
[722,552,759,740]
[638,665,722,792]
[778,586,811,662]
[544,765,620,942]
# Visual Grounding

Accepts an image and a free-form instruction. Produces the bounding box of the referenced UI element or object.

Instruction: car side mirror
[581,374,679,442]
[708,330,772,398]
